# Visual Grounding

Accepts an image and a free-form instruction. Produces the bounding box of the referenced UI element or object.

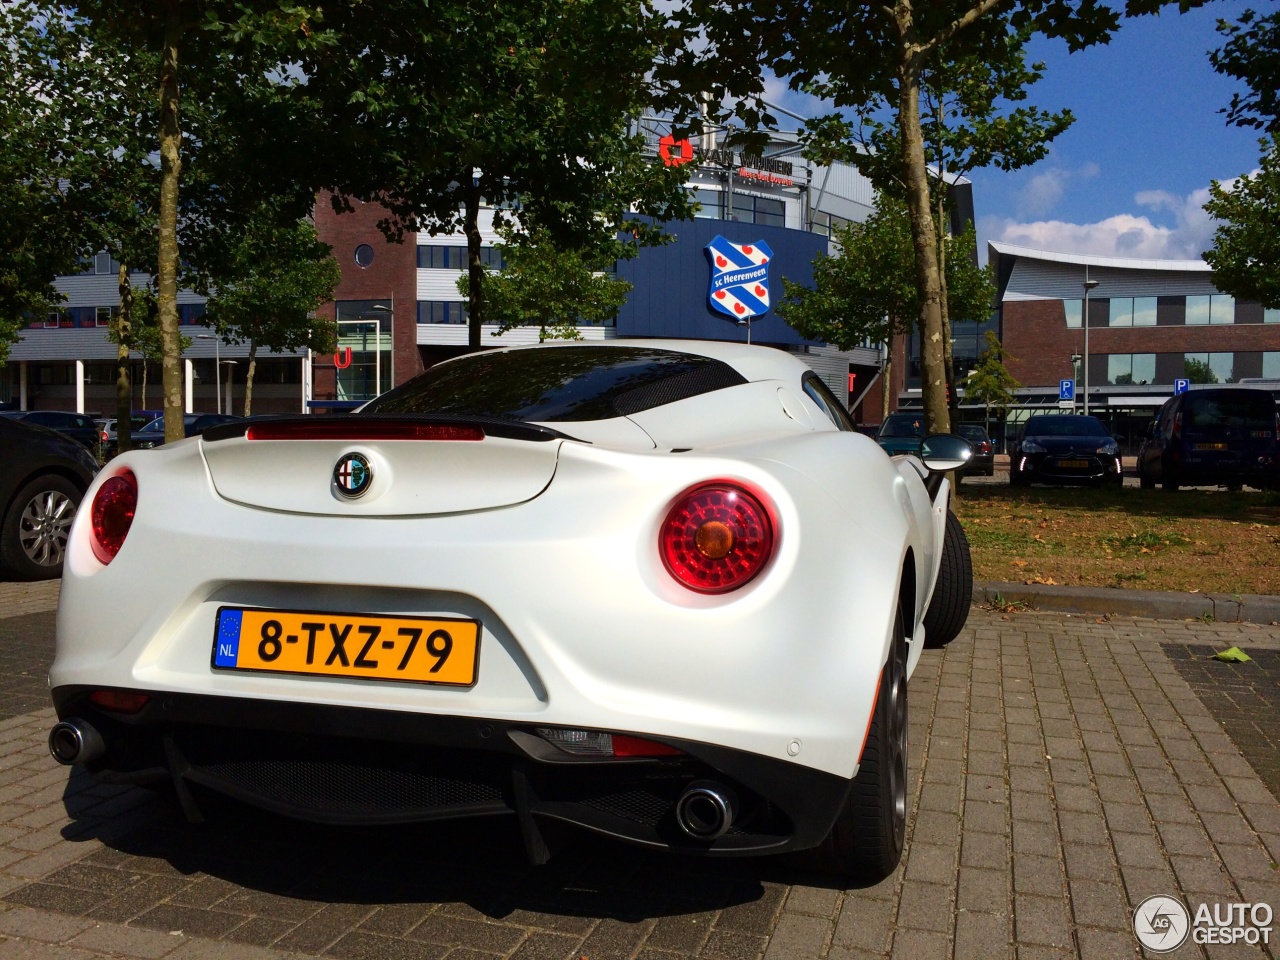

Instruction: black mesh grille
[612,364,747,417]
[581,786,679,825]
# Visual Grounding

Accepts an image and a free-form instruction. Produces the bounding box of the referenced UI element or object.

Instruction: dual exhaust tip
[48,719,104,766]
[675,780,736,841]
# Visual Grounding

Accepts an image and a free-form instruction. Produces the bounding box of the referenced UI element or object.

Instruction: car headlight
[1021,440,1046,454]
[1097,440,1120,455]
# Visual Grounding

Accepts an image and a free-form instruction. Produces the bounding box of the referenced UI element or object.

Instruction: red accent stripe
[247,422,484,442]
[611,734,684,757]
[856,671,883,764]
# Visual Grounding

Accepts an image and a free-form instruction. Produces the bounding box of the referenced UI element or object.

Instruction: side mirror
[920,434,973,473]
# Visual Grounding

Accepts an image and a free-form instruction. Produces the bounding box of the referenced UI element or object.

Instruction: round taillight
[90,471,137,565]
[660,483,775,594]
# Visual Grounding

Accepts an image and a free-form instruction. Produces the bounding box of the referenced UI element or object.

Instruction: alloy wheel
[19,490,76,568]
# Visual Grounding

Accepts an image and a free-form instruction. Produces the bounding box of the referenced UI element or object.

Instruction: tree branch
[919,0,1014,60]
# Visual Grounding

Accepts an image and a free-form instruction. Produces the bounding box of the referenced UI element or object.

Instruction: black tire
[1163,478,1180,492]
[922,511,972,649]
[0,475,83,581]
[1139,465,1154,489]
[814,607,909,882]
[1009,468,1029,488]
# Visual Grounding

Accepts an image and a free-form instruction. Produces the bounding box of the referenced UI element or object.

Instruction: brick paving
[0,586,1275,958]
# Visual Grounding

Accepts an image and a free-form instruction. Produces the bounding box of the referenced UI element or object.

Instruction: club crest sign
[706,236,773,321]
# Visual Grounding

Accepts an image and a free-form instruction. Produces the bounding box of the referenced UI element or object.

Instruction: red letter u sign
[333,347,352,369]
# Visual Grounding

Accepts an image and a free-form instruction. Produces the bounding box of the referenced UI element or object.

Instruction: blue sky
[765,2,1265,263]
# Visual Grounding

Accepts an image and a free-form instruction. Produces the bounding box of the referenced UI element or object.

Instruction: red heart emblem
[760,257,768,264]
[755,285,766,296]
[714,290,726,299]
[742,246,753,255]
[715,256,727,267]
[734,303,745,314]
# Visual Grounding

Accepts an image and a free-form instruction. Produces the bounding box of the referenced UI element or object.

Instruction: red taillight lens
[611,734,684,757]
[660,482,775,594]
[88,690,150,714]
[100,430,109,442]
[90,471,137,565]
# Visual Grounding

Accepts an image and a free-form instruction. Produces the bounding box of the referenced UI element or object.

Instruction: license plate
[1058,459,1090,468]
[1194,443,1228,451]
[212,607,479,686]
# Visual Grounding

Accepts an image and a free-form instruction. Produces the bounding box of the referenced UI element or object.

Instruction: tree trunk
[464,180,484,351]
[157,3,184,443]
[896,44,949,436]
[881,352,892,421]
[933,92,959,427]
[115,263,133,455]
[244,340,258,416]
[142,363,148,409]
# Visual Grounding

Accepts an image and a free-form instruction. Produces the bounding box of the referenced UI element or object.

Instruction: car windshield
[1024,416,1109,438]
[880,416,926,438]
[363,346,747,422]
[1185,393,1275,431]
[957,425,988,441]
[138,415,199,433]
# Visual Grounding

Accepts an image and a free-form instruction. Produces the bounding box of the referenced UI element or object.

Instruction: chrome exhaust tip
[676,780,737,840]
[48,719,105,766]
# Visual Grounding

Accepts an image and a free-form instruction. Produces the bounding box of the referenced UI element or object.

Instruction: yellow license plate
[212,607,479,686]
[1195,443,1228,451]
[1058,459,1090,468]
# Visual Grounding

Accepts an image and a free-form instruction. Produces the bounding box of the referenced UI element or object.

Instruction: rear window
[364,346,747,422]
[958,425,988,441]
[1185,392,1276,432]
[880,415,925,438]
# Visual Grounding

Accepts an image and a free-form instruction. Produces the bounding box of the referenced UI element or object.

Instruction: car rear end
[50,348,909,859]
[1175,390,1277,489]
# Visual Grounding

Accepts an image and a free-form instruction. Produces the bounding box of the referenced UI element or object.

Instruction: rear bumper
[52,686,850,856]
[1016,453,1121,484]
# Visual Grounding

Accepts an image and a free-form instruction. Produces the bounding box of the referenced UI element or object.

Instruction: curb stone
[977,580,1280,624]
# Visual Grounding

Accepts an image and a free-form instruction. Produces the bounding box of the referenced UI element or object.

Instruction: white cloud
[1015,162,1099,219]
[982,180,1231,261]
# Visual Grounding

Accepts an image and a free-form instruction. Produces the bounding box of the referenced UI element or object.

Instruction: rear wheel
[923,511,972,649]
[1139,464,1154,489]
[814,608,909,882]
[0,475,82,580]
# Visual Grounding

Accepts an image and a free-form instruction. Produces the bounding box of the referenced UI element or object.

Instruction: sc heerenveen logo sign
[706,236,773,321]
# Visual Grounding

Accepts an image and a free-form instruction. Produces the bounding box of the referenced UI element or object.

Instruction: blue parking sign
[1059,379,1075,401]
[1174,378,1190,395]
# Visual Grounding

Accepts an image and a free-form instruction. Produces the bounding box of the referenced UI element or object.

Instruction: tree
[965,330,1020,438]
[777,194,994,355]
[1183,357,1218,385]
[457,229,632,343]
[195,207,339,415]
[1203,136,1280,308]
[301,0,695,352]
[689,0,1184,437]
[1211,7,1280,134]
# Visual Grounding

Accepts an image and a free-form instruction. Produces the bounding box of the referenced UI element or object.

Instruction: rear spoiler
[201,414,573,444]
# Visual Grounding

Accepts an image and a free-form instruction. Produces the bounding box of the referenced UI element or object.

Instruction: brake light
[89,690,150,714]
[246,421,484,442]
[660,482,775,593]
[535,728,684,757]
[100,430,109,442]
[90,471,137,564]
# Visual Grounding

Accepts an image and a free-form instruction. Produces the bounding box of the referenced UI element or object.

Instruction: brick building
[983,242,1280,449]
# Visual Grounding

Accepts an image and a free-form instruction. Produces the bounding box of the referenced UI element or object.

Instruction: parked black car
[0,416,100,580]
[96,411,163,457]
[1137,388,1278,491]
[956,424,996,477]
[133,413,241,449]
[0,410,101,456]
[1010,415,1123,487]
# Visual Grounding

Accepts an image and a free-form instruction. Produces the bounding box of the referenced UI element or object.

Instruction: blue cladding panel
[214,609,243,667]
[615,219,827,345]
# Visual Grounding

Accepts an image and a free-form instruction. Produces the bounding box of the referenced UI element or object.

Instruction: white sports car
[49,340,972,879]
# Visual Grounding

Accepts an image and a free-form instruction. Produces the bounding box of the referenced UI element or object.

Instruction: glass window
[1109,297,1133,327]
[93,253,120,275]
[1210,294,1236,324]
[95,306,114,327]
[416,246,467,269]
[1265,308,1279,323]
[478,247,505,270]
[1185,296,1211,325]
[1063,299,1082,328]
[693,188,723,220]
[364,346,748,422]
[416,301,467,324]
[801,373,853,431]
[1107,355,1133,385]
[179,303,207,325]
[1132,354,1156,385]
[1264,352,1280,378]
[1133,297,1158,326]
[754,196,785,228]
[1209,352,1235,383]
[354,244,374,268]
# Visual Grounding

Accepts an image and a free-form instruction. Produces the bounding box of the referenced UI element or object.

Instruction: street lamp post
[196,333,221,414]
[1082,271,1099,417]
[220,360,237,416]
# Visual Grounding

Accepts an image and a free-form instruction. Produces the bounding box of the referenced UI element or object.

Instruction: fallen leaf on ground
[1212,646,1252,663]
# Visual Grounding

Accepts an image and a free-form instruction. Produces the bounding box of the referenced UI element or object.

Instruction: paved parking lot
[0,582,1275,959]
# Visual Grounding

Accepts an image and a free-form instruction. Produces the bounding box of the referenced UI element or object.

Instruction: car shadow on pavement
[38,766,862,946]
